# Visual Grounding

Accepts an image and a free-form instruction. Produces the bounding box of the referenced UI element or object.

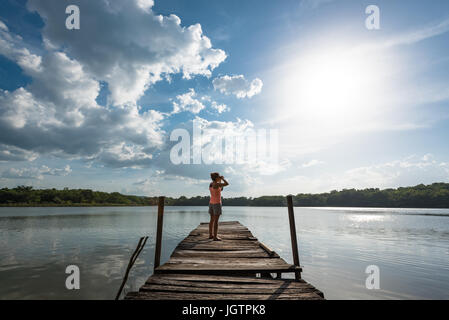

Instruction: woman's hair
[210,172,220,181]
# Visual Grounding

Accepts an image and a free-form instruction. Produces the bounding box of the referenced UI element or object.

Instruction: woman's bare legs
[208,214,214,239]
[213,215,222,241]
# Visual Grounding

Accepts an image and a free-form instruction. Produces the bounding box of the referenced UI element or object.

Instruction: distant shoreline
[1,182,449,208]
[1,204,448,209]
[0,203,150,207]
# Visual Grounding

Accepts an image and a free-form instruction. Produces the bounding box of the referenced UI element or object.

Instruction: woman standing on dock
[209,172,229,241]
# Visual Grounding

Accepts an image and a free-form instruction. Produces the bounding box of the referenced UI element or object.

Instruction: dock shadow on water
[1,206,449,299]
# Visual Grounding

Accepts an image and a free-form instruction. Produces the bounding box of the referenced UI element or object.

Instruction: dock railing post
[287,195,301,280]
[153,196,165,271]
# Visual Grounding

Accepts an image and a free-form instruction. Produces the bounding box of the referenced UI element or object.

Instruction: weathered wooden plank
[125,291,323,300]
[181,237,258,243]
[192,226,249,230]
[156,265,301,273]
[145,277,316,289]
[166,257,293,266]
[175,245,260,250]
[148,273,304,284]
[140,284,321,295]
[175,244,260,250]
[179,237,259,243]
[155,264,302,275]
[171,250,271,258]
[199,221,241,225]
[175,245,259,250]
[194,227,249,231]
[189,231,252,236]
[259,241,279,257]
[194,227,249,232]
[187,235,257,240]
[175,246,262,251]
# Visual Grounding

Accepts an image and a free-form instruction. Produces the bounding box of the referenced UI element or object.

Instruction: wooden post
[287,195,301,280]
[153,196,165,271]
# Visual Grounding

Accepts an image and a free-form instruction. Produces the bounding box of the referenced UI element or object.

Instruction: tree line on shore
[1,183,449,208]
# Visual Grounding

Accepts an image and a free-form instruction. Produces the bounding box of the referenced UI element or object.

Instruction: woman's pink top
[209,185,221,204]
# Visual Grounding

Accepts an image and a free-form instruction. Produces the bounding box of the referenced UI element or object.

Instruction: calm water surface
[0,206,448,300]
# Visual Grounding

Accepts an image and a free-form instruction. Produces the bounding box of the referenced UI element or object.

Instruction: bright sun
[279,47,389,132]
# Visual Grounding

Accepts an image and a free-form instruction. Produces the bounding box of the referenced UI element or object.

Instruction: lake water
[0,206,448,300]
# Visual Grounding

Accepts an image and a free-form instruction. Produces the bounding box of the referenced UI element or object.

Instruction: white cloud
[299,0,334,10]
[27,0,227,106]
[200,96,229,113]
[382,17,449,48]
[193,116,254,147]
[301,159,324,168]
[172,89,205,114]
[211,101,229,113]
[339,155,449,189]
[144,115,286,195]
[41,165,72,176]
[136,0,154,12]
[193,117,286,175]
[171,91,229,114]
[0,0,229,168]
[132,171,209,194]
[0,144,38,162]
[0,20,8,31]
[0,23,42,73]
[213,75,263,99]
[0,21,165,168]
[1,165,71,180]
[257,154,449,196]
[280,155,449,194]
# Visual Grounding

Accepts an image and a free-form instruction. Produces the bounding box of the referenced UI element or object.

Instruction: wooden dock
[125,221,324,300]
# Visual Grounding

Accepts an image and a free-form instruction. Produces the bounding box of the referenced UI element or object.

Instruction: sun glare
[279,46,390,133]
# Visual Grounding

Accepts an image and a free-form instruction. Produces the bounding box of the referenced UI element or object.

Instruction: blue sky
[0,0,448,197]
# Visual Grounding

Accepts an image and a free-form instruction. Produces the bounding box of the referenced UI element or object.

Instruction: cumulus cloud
[212,75,263,99]
[200,96,229,113]
[145,115,285,193]
[210,101,229,113]
[172,89,205,114]
[301,159,324,168]
[132,170,209,195]
[193,117,284,175]
[0,0,228,168]
[0,22,42,74]
[27,0,226,106]
[172,90,230,114]
[1,3,229,168]
[340,154,449,189]
[0,20,8,31]
[0,51,165,168]
[277,154,449,194]
[0,144,38,162]
[1,165,71,180]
